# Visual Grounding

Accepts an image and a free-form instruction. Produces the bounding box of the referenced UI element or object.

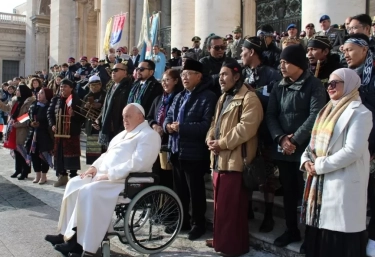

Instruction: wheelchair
[101,172,183,256]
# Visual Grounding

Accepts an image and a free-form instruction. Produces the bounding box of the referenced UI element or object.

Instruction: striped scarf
[301,89,359,227]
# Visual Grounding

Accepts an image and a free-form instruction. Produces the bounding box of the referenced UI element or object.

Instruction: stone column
[171,0,195,49]
[195,0,241,40]
[35,26,50,71]
[302,1,366,28]
[160,0,171,29]
[99,0,130,57]
[135,0,144,45]
[49,0,74,65]
[242,0,256,37]
[129,0,137,49]
[25,0,37,75]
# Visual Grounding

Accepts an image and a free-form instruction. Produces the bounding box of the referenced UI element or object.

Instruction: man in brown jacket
[205,58,263,256]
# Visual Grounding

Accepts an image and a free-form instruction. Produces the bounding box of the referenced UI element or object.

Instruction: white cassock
[57,121,161,253]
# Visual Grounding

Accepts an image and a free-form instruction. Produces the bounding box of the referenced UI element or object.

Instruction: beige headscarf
[331,68,361,103]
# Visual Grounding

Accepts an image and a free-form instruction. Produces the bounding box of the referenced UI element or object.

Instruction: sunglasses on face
[211,45,226,51]
[111,68,126,73]
[326,80,344,89]
[136,67,150,72]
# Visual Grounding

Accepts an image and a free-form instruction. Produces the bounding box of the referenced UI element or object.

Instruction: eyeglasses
[347,25,363,32]
[326,80,344,89]
[116,50,122,52]
[211,45,226,51]
[136,67,150,72]
[180,71,199,77]
[111,68,126,73]
[161,78,171,83]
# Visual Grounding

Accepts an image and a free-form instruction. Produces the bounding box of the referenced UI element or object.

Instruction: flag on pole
[149,12,160,47]
[137,0,152,62]
[110,14,126,46]
[103,17,113,54]
[17,113,30,123]
[66,94,73,107]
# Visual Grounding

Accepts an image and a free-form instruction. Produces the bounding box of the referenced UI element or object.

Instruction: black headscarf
[12,85,32,119]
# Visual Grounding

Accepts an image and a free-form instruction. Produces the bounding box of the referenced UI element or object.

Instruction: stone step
[249,212,305,257]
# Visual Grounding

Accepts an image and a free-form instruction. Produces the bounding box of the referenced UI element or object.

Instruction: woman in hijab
[25,88,54,184]
[0,85,35,180]
[301,68,372,257]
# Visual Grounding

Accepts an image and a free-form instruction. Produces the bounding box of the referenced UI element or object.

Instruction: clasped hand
[280,134,296,155]
[166,122,179,133]
[304,161,317,176]
[207,140,221,155]
[79,166,108,181]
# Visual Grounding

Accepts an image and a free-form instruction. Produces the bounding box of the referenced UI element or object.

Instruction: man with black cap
[307,36,342,83]
[241,37,282,233]
[48,79,85,187]
[226,26,244,60]
[189,36,203,61]
[168,48,182,68]
[316,15,343,53]
[266,44,326,248]
[164,59,217,241]
[257,24,282,69]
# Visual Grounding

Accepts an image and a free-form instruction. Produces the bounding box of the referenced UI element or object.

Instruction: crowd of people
[1,11,375,257]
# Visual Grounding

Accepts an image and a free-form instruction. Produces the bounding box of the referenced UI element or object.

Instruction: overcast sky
[0,1,27,14]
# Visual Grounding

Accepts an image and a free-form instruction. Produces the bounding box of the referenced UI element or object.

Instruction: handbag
[238,95,266,190]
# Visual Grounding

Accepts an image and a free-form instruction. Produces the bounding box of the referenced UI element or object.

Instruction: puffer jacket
[164,79,217,161]
[262,42,281,70]
[199,55,227,98]
[206,84,263,171]
[0,96,35,144]
[266,71,327,162]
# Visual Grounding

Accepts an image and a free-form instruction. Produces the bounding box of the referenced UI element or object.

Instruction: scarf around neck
[301,89,360,227]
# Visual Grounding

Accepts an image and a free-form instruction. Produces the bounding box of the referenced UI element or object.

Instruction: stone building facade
[0,0,373,81]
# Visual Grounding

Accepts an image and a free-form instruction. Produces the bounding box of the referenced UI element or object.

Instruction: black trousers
[368,174,375,240]
[31,145,49,173]
[14,150,31,176]
[276,160,304,231]
[170,154,208,228]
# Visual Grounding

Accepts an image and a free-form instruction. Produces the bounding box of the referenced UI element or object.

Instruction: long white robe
[57,121,161,253]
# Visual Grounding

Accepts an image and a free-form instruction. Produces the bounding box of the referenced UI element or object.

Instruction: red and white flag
[66,95,73,107]
[0,124,6,133]
[17,113,30,123]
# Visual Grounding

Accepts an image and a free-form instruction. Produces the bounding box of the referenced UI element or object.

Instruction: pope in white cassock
[45,103,161,256]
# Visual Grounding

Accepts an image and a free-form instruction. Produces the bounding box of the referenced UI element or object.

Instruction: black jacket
[82,90,106,135]
[262,42,281,70]
[128,76,163,115]
[47,93,85,137]
[99,77,133,142]
[25,101,54,153]
[163,79,217,161]
[266,71,327,161]
[243,64,282,146]
[356,68,375,155]
[199,55,227,98]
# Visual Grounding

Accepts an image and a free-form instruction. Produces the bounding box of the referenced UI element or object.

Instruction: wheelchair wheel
[101,241,110,257]
[124,185,183,254]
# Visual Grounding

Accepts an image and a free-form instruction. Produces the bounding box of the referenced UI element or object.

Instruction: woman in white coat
[300,68,372,257]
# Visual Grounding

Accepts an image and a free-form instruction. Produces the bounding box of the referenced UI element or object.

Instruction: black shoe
[187,225,206,240]
[10,172,21,178]
[274,230,301,247]
[54,241,83,255]
[18,175,27,180]
[259,216,274,233]
[45,234,64,246]
[181,223,191,231]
